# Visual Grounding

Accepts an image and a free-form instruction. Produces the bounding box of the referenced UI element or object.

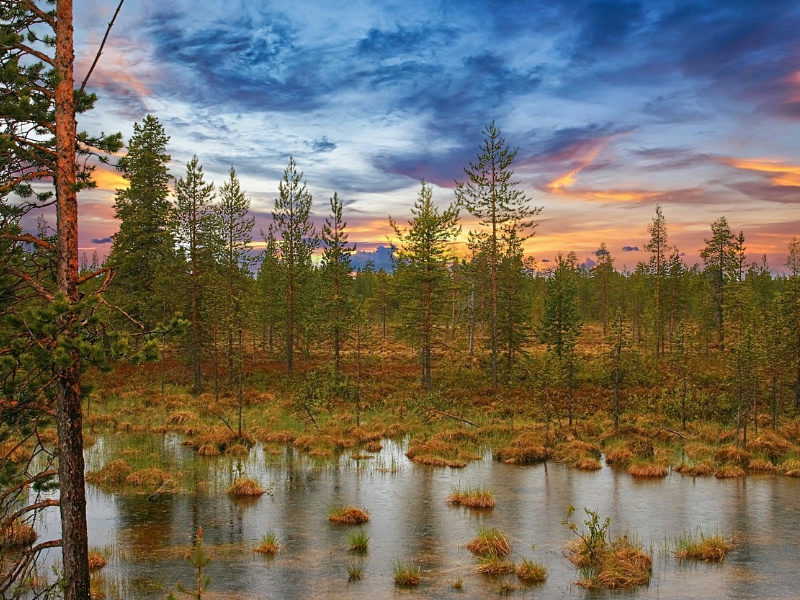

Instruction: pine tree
[390,181,460,392]
[700,217,735,351]
[272,156,318,376]
[645,205,670,359]
[497,227,532,380]
[255,226,282,354]
[591,243,616,335]
[320,192,355,374]
[172,156,217,394]
[606,308,632,429]
[456,121,542,390]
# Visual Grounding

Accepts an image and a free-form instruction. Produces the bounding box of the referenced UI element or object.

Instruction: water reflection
[26,435,800,599]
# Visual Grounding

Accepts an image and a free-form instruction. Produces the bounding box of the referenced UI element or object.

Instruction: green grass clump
[467,526,511,557]
[447,483,495,509]
[254,532,279,555]
[675,531,732,562]
[393,561,421,586]
[348,529,369,552]
[347,560,364,581]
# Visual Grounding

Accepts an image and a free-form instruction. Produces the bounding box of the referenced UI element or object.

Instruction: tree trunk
[55,2,91,597]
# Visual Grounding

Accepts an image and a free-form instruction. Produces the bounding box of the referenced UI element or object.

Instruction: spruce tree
[700,217,735,350]
[172,156,217,394]
[645,205,670,359]
[320,192,355,374]
[390,181,460,392]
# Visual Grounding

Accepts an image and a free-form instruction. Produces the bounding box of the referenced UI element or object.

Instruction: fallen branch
[663,427,689,439]
[427,408,478,427]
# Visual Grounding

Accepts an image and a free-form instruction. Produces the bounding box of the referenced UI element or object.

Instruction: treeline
[83,116,800,434]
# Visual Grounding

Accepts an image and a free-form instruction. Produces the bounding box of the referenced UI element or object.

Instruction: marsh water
[32,433,800,599]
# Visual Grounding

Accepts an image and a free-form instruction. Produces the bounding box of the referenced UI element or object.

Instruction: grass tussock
[348,529,369,552]
[254,532,279,554]
[86,459,132,486]
[749,432,792,460]
[748,458,774,472]
[475,555,516,575]
[347,560,364,581]
[227,476,265,497]
[592,538,652,590]
[125,468,171,487]
[714,465,745,479]
[197,444,220,456]
[262,430,297,444]
[447,483,495,509]
[604,447,634,467]
[328,506,370,525]
[225,444,250,457]
[675,532,732,562]
[629,461,668,478]
[555,440,602,468]
[575,457,603,470]
[393,561,421,586]
[674,461,714,476]
[715,444,751,467]
[466,527,511,557]
[88,551,107,572]
[1,520,37,548]
[516,558,547,583]
[494,432,552,464]
[776,458,800,474]
[365,441,383,452]
[405,438,477,468]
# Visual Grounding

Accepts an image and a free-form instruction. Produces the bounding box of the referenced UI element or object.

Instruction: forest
[3,2,800,599]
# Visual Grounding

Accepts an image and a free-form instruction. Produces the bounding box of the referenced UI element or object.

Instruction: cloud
[91,237,113,244]
[307,137,337,153]
[622,246,639,252]
[721,157,800,187]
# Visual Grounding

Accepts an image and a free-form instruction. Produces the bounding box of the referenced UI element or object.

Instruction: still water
[34,434,800,599]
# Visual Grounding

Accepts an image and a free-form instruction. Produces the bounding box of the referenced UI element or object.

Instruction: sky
[69,0,800,271]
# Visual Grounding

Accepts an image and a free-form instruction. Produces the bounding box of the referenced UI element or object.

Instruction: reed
[393,561,421,586]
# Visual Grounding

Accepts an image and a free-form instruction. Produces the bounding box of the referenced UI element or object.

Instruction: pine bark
[55,1,91,597]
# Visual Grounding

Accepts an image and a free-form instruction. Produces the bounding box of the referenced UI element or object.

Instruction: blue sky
[73,0,800,269]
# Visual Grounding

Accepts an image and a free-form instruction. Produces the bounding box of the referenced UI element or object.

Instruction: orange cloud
[546,141,608,193]
[722,157,800,186]
[90,164,128,191]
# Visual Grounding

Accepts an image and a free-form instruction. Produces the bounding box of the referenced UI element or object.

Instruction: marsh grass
[498,579,517,594]
[348,529,369,552]
[0,520,37,548]
[393,561,421,586]
[446,483,495,509]
[85,459,132,486]
[226,476,265,497]
[88,548,108,572]
[475,555,516,575]
[714,465,745,479]
[629,461,668,478]
[467,527,511,557]
[674,530,732,562]
[254,532,279,555]
[328,506,370,525]
[347,560,364,581]
[515,558,547,583]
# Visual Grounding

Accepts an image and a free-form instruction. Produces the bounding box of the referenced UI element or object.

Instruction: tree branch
[4,268,54,301]
[0,233,55,251]
[79,0,125,92]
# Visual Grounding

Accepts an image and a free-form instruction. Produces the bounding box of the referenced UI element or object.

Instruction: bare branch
[79,0,125,92]
[0,233,55,251]
[4,268,54,301]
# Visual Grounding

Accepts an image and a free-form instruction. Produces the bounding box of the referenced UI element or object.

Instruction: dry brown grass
[86,459,132,486]
[629,461,668,478]
[168,411,194,425]
[714,465,745,478]
[748,458,774,472]
[675,533,732,562]
[575,457,603,470]
[515,558,547,583]
[328,506,370,524]
[555,440,602,464]
[0,440,31,464]
[715,444,751,467]
[254,533,279,555]
[605,447,634,467]
[262,430,297,444]
[405,437,478,468]
[88,551,107,572]
[225,444,250,457]
[467,527,512,557]
[197,444,220,456]
[593,540,652,590]
[475,555,516,575]
[125,469,172,487]
[447,484,495,509]
[776,458,800,474]
[227,476,265,497]
[365,441,383,452]
[674,461,714,476]
[1,520,37,548]
[495,431,552,464]
[749,432,793,460]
